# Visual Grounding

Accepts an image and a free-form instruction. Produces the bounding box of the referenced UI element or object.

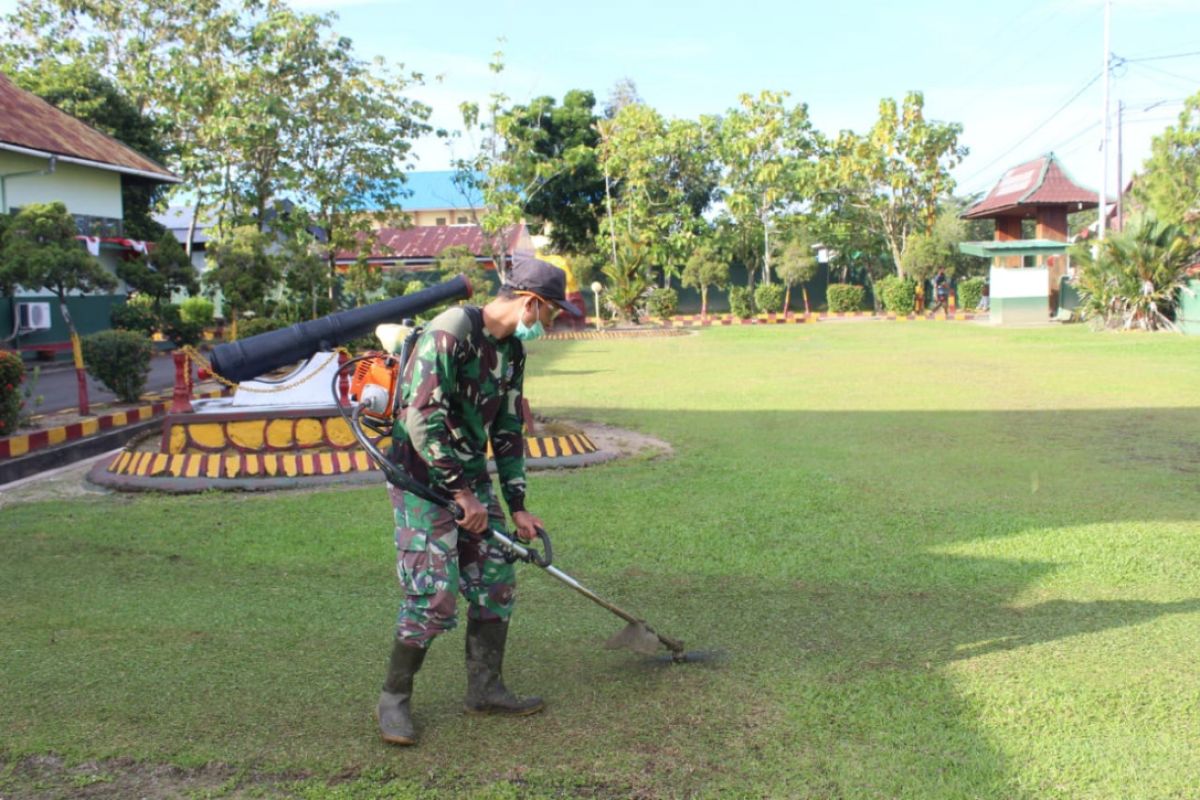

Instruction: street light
[590,281,603,331]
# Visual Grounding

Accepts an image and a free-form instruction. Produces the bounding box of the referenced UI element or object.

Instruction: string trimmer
[332,329,695,664]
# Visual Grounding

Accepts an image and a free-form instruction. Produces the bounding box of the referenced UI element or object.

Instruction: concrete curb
[0,418,162,486]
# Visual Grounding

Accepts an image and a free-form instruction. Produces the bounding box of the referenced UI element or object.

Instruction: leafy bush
[235,316,289,340]
[957,277,986,310]
[82,330,153,402]
[180,297,215,327]
[110,300,160,336]
[877,275,917,315]
[827,284,865,313]
[159,304,204,348]
[0,349,25,437]
[646,287,678,319]
[754,283,785,314]
[729,286,754,319]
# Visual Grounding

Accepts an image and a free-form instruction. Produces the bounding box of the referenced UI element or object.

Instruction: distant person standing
[930,269,950,316]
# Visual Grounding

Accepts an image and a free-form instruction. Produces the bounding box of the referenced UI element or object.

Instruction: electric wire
[958,70,1104,190]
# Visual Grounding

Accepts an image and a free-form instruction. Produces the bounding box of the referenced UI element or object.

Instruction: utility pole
[1116,100,1124,231]
[1099,0,1112,241]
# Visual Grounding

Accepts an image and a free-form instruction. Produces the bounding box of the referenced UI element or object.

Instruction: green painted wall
[1181,279,1200,336]
[991,295,1047,325]
[0,153,122,218]
[0,295,127,361]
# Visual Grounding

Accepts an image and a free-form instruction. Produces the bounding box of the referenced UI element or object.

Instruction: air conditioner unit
[17,302,52,332]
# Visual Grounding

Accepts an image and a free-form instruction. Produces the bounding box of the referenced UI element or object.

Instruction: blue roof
[395,170,484,211]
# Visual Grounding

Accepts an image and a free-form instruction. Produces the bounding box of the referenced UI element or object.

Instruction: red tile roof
[963,154,1098,219]
[336,223,529,264]
[0,71,178,182]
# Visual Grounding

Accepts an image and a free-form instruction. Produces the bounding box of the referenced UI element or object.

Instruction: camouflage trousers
[388,481,517,649]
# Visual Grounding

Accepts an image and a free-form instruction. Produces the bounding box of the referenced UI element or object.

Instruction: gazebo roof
[963,153,1097,219]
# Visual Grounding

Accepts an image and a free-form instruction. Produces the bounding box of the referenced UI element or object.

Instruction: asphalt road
[25,354,179,414]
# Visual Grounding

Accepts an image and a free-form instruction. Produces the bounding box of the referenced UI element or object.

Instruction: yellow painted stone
[150,454,168,476]
[264,456,278,477]
[336,453,351,472]
[111,412,127,426]
[169,455,185,476]
[114,451,131,472]
[528,438,543,458]
[326,417,356,447]
[295,418,324,448]
[47,427,66,445]
[266,419,294,449]
[319,454,334,474]
[190,423,227,450]
[282,455,298,477]
[227,420,265,451]
[185,457,202,478]
[8,436,30,457]
[225,456,241,478]
[167,425,188,454]
[205,457,221,478]
[81,419,99,436]
[245,455,260,476]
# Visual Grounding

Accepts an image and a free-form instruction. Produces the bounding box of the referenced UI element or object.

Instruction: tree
[203,225,280,337]
[597,105,720,288]
[0,202,118,345]
[821,92,967,278]
[1135,90,1200,232]
[601,232,652,322]
[1071,213,1199,331]
[116,232,198,310]
[279,228,331,321]
[718,90,818,284]
[497,90,606,254]
[434,245,489,293]
[774,236,819,314]
[604,77,642,119]
[681,242,730,320]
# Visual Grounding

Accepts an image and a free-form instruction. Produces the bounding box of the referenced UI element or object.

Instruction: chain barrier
[181,345,349,394]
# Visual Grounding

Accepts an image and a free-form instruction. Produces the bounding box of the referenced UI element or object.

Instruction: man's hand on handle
[453,488,488,534]
[511,510,543,542]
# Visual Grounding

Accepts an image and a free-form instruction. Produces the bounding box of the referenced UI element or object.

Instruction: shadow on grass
[0,406,1198,797]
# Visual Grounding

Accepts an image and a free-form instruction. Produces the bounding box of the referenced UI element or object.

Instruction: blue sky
[4,0,1198,199]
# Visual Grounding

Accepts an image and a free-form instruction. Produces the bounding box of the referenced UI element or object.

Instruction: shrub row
[875,276,917,315]
[827,284,865,313]
[957,277,986,310]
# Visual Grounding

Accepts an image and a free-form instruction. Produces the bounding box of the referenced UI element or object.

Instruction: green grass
[2,322,1199,798]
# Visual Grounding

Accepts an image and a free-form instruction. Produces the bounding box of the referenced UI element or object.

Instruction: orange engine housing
[349,353,401,421]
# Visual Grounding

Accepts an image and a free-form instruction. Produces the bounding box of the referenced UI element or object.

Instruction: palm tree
[1072,214,1199,331]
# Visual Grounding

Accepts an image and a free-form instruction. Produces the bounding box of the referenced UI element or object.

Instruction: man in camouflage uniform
[377,255,583,746]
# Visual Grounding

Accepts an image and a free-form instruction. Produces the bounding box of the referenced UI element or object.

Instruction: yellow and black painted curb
[99,433,598,481]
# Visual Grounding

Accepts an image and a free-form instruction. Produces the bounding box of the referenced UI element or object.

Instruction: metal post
[1116,100,1124,231]
[1099,0,1112,241]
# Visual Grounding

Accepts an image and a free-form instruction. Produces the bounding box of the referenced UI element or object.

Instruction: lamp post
[590,282,603,331]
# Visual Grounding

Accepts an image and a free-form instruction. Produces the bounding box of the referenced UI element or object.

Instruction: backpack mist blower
[332,319,696,664]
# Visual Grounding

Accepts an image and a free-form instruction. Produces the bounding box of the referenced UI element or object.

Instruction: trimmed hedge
[876,275,917,315]
[82,330,153,403]
[754,283,785,314]
[958,276,986,310]
[729,286,754,319]
[180,297,215,327]
[827,284,865,313]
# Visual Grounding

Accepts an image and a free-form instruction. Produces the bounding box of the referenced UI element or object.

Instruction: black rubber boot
[464,618,545,716]
[377,639,427,745]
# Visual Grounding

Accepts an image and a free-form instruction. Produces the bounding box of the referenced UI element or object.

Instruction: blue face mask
[514,300,545,341]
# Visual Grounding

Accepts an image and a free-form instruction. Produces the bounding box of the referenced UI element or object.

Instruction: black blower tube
[207,274,473,384]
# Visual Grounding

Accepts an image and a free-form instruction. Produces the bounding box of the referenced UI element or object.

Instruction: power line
[958,70,1103,187]
[1126,50,1200,64]
[1130,61,1200,88]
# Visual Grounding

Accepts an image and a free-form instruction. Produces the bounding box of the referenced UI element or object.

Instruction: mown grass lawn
[2,322,1199,799]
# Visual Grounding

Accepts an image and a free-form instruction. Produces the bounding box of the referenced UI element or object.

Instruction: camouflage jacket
[393,305,527,512]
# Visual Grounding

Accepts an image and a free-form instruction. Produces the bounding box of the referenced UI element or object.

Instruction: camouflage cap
[505,254,583,317]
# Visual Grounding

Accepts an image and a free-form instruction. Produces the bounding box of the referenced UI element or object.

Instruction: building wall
[409,209,475,227]
[989,265,1049,325]
[1,152,123,218]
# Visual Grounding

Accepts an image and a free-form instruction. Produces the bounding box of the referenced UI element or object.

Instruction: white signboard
[990,266,1049,299]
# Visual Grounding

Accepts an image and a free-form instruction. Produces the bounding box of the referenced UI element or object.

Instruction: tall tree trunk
[701,286,708,320]
[783,284,791,314]
[802,286,810,315]
[56,293,89,415]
